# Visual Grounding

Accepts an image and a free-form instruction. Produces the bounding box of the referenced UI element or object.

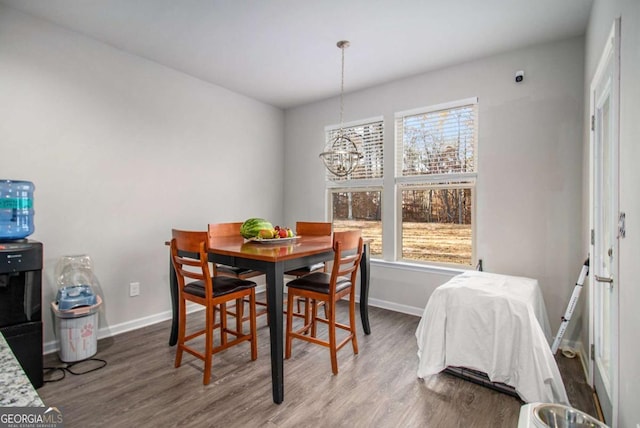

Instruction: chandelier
[319,40,363,177]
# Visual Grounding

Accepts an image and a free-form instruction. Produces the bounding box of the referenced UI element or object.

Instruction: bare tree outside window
[325,100,476,266]
[326,118,384,257]
[396,100,477,265]
[332,191,382,257]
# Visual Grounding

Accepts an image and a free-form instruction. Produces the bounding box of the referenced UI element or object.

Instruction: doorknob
[594,274,613,283]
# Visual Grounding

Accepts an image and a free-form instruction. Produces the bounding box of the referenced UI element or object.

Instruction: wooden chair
[284,221,332,277]
[284,222,332,320]
[171,229,257,385]
[285,230,364,374]
[207,222,264,280]
[207,223,268,322]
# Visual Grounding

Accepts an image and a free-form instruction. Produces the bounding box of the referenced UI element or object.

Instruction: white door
[589,18,620,426]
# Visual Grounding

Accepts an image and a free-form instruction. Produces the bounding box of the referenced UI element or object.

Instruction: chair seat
[184,276,256,298]
[216,264,261,278]
[285,262,325,276]
[286,272,351,294]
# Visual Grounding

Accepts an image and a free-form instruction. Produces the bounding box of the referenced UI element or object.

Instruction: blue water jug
[0,180,35,240]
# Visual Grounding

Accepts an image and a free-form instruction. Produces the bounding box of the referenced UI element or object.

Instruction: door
[589,18,620,426]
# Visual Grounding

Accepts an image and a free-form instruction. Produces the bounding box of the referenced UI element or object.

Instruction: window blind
[395,99,477,178]
[326,119,384,182]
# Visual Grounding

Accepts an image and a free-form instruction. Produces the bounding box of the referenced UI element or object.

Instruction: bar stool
[285,230,363,374]
[171,229,258,385]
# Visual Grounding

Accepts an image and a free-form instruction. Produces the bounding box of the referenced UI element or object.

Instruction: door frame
[588,17,620,426]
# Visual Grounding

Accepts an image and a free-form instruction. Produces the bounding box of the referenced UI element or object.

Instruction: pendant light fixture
[319,40,363,177]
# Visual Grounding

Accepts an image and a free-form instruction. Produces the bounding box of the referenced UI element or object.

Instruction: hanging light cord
[319,40,361,177]
[336,40,350,134]
[339,42,345,130]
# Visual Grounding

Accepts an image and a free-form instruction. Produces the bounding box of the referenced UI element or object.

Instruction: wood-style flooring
[39,298,597,427]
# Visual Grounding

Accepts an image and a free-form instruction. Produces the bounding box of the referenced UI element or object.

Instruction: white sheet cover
[415,271,569,405]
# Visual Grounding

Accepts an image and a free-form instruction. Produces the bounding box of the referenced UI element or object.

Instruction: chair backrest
[206,223,244,277]
[296,221,332,237]
[329,230,364,294]
[208,222,243,238]
[171,229,212,299]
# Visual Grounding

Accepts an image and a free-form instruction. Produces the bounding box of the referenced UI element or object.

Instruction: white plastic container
[51,296,102,362]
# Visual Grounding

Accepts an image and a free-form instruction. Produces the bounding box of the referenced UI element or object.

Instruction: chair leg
[249,291,257,361]
[235,297,244,333]
[220,303,228,346]
[285,292,295,359]
[203,302,215,385]
[302,298,310,327]
[175,298,187,368]
[327,301,338,375]
[349,293,359,355]
[310,299,318,338]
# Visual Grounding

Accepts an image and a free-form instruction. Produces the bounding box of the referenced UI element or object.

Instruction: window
[326,118,384,257]
[395,98,477,265]
[324,100,477,267]
[331,189,382,257]
[325,119,384,182]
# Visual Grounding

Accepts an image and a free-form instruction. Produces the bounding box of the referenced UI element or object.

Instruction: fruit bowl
[247,236,300,245]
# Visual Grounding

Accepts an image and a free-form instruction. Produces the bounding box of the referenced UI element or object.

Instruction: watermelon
[240,218,273,239]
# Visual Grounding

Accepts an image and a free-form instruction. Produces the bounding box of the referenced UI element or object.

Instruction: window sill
[370,258,472,276]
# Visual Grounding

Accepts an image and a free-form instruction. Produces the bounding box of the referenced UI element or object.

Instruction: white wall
[584,1,640,426]
[284,37,585,335]
[0,5,285,345]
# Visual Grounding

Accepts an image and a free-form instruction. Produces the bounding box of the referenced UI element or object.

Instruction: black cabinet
[0,240,43,389]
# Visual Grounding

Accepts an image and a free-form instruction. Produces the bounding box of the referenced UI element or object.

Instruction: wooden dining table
[166,233,371,404]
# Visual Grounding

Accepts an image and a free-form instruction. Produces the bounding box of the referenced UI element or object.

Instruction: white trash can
[51,295,102,362]
[52,254,102,362]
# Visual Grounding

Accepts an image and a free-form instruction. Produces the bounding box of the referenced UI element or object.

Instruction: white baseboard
[575,342,590,380]
[360,296,424,317]
[41,290,460,355]
[44,286,267,355]
[46,288,587,382]
[44,303,203,355]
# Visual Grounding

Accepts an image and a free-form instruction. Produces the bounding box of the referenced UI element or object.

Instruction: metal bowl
[533,404,608,428]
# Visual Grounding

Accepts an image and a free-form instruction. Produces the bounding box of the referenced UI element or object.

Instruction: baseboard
[45,289,583,369]
[359,296,424,317]
[576,342,590,381]
[555,338,587,369]
[43,303,204,355]
[42,289,420,355]
[43,286,267,355]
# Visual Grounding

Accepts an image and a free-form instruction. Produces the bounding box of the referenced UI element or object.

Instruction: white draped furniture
[415,271,569,405]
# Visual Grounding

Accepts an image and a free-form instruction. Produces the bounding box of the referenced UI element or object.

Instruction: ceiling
[1,0,593,109]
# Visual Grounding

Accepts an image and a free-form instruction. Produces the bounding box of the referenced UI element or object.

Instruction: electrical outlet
[129,282,140,297]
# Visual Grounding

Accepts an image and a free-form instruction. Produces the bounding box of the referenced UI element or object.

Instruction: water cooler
[0,240,43,388]
[0,179,42,388]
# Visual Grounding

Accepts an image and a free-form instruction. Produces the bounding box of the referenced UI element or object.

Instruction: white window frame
[327,186,384,259]
[325,117,384,257]
[394,97,478,267]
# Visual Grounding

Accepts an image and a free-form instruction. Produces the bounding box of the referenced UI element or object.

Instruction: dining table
[166,233,371,404]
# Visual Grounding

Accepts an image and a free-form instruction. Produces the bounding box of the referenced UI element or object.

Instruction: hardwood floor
[39,298,596,427]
